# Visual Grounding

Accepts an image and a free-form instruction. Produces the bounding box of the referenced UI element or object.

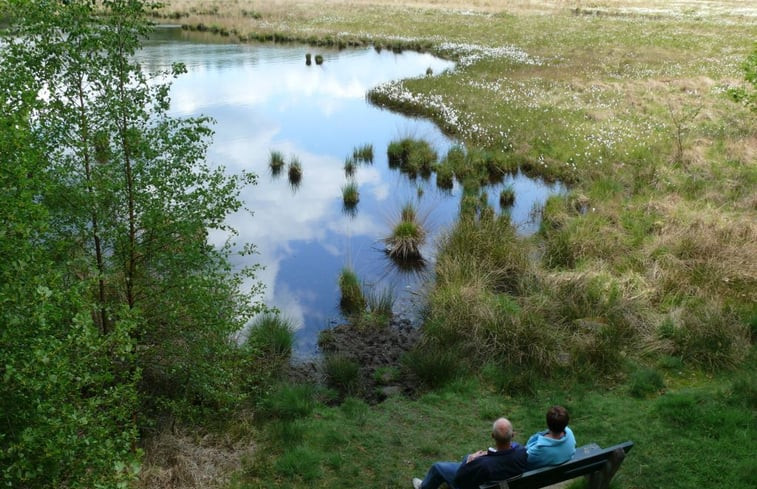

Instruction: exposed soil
[287,316,422,403]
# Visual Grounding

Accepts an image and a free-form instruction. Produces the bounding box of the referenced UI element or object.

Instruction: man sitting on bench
[525,405,576,470]
[411,417,527,489]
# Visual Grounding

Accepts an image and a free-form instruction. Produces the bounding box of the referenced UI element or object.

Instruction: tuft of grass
[305,52,312,65]
[499,186,515,207]
[434,160,454,190]
[273,446,322,481]
[338,267,365,315]
[269,150,285,176]
[288,156,303,188]
[323,354,361,396]
[659,299,749,371]
[386,220,425,260]
[353,143,374,164]
[314,54,323,65]
[246,313,295,358]
[259,383,317,421]
[341,181,359,209]
[385,202,426,262]
[344,156,357,177]
[385,137,437,178]
[352,286,394,330]
[628,368,665,398]
[402,346,461,389]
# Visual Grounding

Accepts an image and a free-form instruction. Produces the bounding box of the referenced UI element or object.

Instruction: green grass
[338,267,365,316]
[269,150,285,176]
[344,156,356,177]
[151,4,756,488]
[240,357,757,489]
[341,181,359,209]
[246,313,295,358]
[287,156,302,188]
[352,143,374,164]
[386,137,437,179]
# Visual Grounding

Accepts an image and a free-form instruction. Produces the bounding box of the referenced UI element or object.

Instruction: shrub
[338,267,365,315]
[628,368,665,398]
[323,354,361,396]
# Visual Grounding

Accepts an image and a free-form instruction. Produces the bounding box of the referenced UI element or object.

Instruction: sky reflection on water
[137,28,563,356]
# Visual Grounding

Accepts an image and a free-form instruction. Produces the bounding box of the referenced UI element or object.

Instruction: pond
[138,27,564,357]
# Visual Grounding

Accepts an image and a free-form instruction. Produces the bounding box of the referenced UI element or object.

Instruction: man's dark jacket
[453,442,527,489]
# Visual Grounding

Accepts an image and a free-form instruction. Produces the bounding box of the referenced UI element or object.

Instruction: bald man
[412,418,527,489]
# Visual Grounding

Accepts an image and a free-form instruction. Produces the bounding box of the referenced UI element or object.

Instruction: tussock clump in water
[353,143,374,164]
[288,156,302,188]
[386,203,426,261]
[386,137,437,179]
[339,267,365,315]
[342,181,359,209]
[270,150,285,176]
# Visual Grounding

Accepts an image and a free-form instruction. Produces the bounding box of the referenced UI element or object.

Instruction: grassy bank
[144,2,756,488]
[232,360,755,489]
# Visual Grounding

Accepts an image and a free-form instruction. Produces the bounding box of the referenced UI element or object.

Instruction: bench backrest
[480,441,634,489]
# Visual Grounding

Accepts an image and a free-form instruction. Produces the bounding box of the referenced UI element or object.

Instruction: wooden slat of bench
[480,441,634,489]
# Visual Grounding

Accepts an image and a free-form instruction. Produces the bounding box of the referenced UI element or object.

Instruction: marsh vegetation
[135,2,757,488]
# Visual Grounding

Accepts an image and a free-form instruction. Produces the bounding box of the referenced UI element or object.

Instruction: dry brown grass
[159,0,757,18]
[138,428,255,489]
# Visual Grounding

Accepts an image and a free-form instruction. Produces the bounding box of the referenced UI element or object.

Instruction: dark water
[137,27,564,356]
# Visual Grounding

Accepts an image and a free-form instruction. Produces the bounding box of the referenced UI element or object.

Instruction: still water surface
[138,27,563,356]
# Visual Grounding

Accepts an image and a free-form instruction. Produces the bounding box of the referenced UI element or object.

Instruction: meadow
[143,2,756,488]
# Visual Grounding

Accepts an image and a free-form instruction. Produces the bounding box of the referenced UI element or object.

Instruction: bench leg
[586,448,627,489]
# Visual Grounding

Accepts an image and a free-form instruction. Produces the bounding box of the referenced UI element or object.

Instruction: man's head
[546,405,569,434]
[491,418,514,448]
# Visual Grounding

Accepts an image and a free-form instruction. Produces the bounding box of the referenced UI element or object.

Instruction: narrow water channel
[137,27,564,356]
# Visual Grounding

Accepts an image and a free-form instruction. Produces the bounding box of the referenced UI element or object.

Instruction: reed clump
[499,186,515,207]
[287,156,302,187]
[352,143,374,164]
[385,203,426,261]
[269,150,285,176]
[386,137,437,179]
[338,267,365,316]
[344,156,356,177]
[341,181,359,209]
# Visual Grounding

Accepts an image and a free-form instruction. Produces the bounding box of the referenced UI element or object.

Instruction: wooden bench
[479,441,634,489]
